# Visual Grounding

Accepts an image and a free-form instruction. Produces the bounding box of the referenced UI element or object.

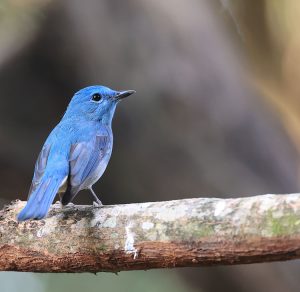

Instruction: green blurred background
[1,0,300,291]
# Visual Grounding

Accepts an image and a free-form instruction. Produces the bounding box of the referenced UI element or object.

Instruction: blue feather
[17,86,135,220]
[18,176,63,221]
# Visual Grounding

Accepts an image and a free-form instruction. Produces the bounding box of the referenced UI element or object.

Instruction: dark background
[1,1,300,291]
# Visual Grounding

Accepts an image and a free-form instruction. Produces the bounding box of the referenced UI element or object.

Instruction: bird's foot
[93,199,103,207]
[89,187,103,207]
[55,200,74,208]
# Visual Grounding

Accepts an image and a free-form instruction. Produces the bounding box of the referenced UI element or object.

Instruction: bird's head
[64,85,135,124]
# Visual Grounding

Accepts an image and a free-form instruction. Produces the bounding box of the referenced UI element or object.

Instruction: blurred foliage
[0,270,198,292]
[0,0,49,67]
[222,1,300,154]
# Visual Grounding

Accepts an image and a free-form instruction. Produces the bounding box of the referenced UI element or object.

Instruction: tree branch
[1,194,300,272]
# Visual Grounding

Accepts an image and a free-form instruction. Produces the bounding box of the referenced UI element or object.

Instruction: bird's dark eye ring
[91,93,102,102]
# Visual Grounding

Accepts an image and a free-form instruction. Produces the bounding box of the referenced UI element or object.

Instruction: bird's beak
[115,90,136,100]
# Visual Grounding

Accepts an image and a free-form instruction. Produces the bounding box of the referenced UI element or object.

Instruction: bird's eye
[91,93,102,102]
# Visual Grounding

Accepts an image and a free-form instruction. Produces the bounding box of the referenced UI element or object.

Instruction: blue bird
[17,85,135,221]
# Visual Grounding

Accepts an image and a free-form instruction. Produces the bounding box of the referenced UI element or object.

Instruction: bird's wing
[60,134,111,205]
[66,134,111,194]
[27,144,51,199]
[20,142,69,220]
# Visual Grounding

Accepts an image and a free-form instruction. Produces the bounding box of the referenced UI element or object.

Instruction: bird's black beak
[115,90,136,100]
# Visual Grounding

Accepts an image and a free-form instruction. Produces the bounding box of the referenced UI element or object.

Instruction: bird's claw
[93,200,103,207]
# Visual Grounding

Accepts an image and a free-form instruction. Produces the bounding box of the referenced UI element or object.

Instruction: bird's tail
[17,176,64,221]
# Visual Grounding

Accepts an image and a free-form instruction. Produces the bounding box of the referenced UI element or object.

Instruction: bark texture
[1,194,300,272]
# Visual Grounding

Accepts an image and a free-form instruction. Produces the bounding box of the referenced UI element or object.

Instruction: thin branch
[1,194,300,272]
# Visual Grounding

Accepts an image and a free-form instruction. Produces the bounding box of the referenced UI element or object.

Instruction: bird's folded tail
[17,176,64,221]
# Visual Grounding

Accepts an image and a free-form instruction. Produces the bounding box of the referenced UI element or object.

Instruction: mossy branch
[1,194,300,272]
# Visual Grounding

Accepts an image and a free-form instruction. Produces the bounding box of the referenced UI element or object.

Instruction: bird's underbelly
[80,152,112,190]
[57,150,112,195]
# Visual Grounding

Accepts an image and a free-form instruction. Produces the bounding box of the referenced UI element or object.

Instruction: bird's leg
[89,187,103,206]
[55,193,64,208]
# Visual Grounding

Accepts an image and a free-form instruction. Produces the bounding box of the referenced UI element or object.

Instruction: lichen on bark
[0,194,300,272]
